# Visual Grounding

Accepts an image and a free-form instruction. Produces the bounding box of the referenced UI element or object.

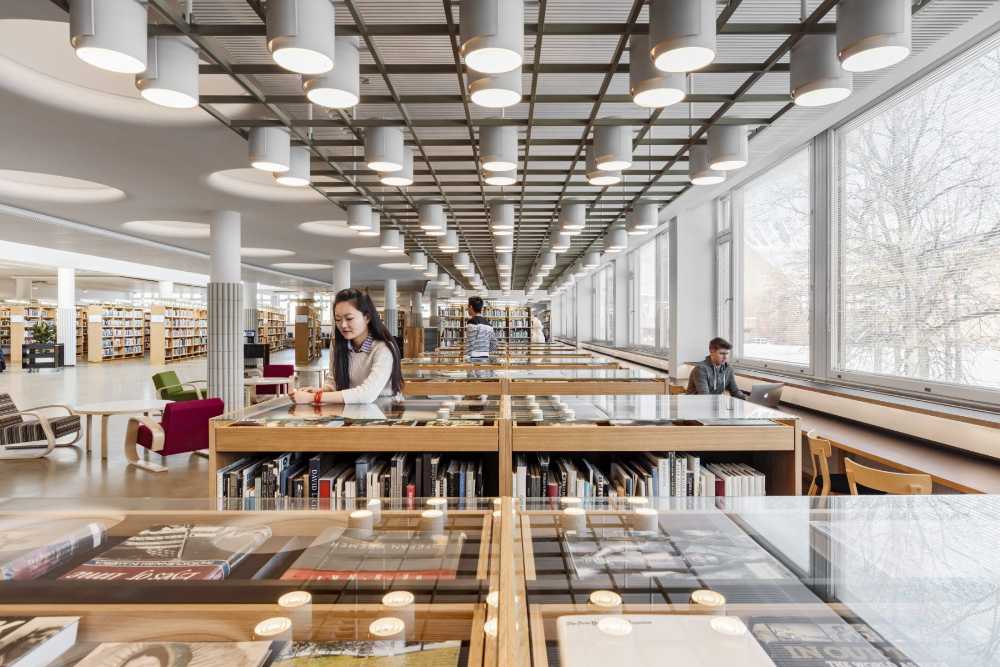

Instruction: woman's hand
[290,390,318,404]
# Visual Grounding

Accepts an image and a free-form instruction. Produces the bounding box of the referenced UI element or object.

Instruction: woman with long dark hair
[290,288,403,404]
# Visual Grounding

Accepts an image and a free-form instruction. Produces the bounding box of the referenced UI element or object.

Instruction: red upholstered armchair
[253,364,296,400]
[123,398,224,472]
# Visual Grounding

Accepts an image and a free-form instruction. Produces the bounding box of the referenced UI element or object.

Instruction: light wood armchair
[805,430,834,497]
[844,458,932,495]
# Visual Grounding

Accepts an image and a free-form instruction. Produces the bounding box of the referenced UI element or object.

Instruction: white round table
[244,376,293,405]
[73,400,173,460]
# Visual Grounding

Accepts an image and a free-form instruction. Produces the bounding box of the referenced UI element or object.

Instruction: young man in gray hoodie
[685,337,746,399]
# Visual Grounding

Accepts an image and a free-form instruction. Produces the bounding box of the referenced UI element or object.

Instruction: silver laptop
[749,382,783,408]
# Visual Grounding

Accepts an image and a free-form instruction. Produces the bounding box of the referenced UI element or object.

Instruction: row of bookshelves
[257,307,289,352]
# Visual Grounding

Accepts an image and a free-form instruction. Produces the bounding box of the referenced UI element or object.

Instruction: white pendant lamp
[275,146,311,186]
[454,251,471,270]
[380,228,402,252]
[483,168,518,186]
[626,211,650,236]
[606,226,628,253]
[419,202,445,233]
[630,200,659,231]
[495,236,514,252]
[135,37,199,108]
[359,211,381,237]
[427,218,447,238]
[593,124,633,171]
[409,251,427,271]
[480,126,519,172]
[791,34,853,107]
[424,260,438,279]
[490,200,515,234]
[630,34,687,108]
[837,0,911,73]
[440,229,459,253]
[302,36,360,108]
[497,252,512,273]
[688,144,725,185]
[583,251,601,269]
[552,233,571,253]
[459,0,524,74]
[649,0,717,73]
[559,200,586,233]
[266,0,336,75]
[586,144,622,186]
[70,0,147,74]
[468,68,523,108]
[347,203,373,232]
[573,262,588,278]
[708,125,749,171]
[381,148,414,187]
[540,251,556,269]
[365,126,404,172]
[249,127,291,172]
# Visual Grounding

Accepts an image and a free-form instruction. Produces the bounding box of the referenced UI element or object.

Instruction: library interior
[0,0,998,665]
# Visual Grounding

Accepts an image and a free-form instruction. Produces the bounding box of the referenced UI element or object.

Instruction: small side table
[73,400,173,460]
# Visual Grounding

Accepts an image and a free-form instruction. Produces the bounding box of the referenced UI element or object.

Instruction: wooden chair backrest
[805,430,833,497]
[844,458,932,495]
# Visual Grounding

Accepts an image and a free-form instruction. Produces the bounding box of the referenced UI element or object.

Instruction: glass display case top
[403,368,501,381]
[510,394,792,424]
[215,396,502,427]
[502,367,663,381]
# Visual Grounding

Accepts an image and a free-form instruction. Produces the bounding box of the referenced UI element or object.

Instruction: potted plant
[29,320,56,345]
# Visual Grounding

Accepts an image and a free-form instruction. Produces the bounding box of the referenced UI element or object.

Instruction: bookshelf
[8,303,57,364]
[0,306,9,358]
[437,303,532,346]
[508,305,531,344]
[148,304,208,365]
[256,307,288,352]
[23,304,57,345]
[87,305,145,362]
[143,310,150,354]
[294,302,322,365]
[75,306,87,358]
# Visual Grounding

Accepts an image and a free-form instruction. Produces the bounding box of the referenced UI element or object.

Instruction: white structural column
[409,291,424,327]
[56,267,76,365]
[333,259,351,294]
[383,279,398,337]
[14,277,31,301]
[208,210,244,410]
[243,280,259,338]
[669,203,715,378]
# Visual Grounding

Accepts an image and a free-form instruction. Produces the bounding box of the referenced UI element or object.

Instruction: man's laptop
[749,382,784,408]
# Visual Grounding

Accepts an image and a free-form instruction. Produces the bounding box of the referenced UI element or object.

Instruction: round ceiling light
[791,34,853,107]
[409,251,427,270]
[274,146,311,186]
[249,126,291,172]
[483,167,517,186]
[586,144,621,186]
[423,260,439,278]
[380,147,414,187]
[364,126,404,172]
[440,229,459,253]
[70,0,147,74]
[490,200,515,232]
[348,246,405,259]
[459,0,524,74]
[379,262,417,271]
[837,0,911,73]
[593,124,633,172]
[380,228,403,252]
[708,125,749,171]
[206,168,323,202]
[419,202,445,233]
[298,219,356,238]
[688,144,725,185]
[122,220,210,239]
[135,37,199,109]
[302,36,360,108]
[649,0,717,73]
[0,169,125,203]
[629,34,686,108]
[241,247,295,258]
[559,200,586,232]
[495,236,514,253]
[606,226,628,253]
[583,251,601,269]
[358,210,381,237]
[480,125,518,172]
[266,0,336,75]
[468,68,523,108]
[630,200,659,231]
[454,251,471,270]
[347,202,373,232]
[272,262,333,270]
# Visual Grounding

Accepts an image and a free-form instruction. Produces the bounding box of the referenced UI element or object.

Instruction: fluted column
[56,268,75,365]
[209,210,243,410]
[242,280,259,341]
[333,259,351,294]
[384,279,398,336]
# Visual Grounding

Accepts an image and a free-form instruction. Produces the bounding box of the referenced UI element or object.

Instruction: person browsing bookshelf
[685,337,746,399]
[465,295,499,360]
[290,289,403,405]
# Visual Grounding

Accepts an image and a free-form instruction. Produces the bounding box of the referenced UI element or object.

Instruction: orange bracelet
[313,390,324,405]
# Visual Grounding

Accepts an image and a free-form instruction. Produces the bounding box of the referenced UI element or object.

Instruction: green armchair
[152,371,207,402]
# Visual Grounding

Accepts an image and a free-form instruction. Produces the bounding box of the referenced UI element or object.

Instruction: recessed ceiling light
[379,262,417,271]
[205,169,324,202]
[122,220,210,239]
[297,220,356,238]
[241,247,295,258]
[0,169,125,203]
[272,262,332,270]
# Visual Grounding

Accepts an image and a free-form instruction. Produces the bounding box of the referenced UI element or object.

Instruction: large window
[627,232,670,352]
[592,264,614,343]
[834,39,1000,394]
[740,148,812,367]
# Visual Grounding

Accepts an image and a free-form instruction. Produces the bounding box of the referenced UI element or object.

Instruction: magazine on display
[0,616,79,667]
[60,524,272,582]
[750,616,926,667]
[0,519,107,580]
[271,640,462,666]
[75,641,272,667]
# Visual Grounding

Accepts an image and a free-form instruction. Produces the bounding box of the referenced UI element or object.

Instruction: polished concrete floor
[0,349,326,500]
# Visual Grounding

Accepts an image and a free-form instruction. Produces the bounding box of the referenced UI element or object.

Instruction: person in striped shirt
[465,296,498,360]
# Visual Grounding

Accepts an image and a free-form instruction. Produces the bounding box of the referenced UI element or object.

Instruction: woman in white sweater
[290,289,403,405]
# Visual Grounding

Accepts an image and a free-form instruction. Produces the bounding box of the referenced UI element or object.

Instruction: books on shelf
[60,524,271,582]
[0,616,79,667]
[0,518,107,580]
[76,641,272,667]
[271,640,462,665]
[513,453,766,499]
[280,526,466,582]
[257,307,288,351]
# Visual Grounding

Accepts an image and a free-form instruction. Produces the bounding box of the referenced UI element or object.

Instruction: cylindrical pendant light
[427,217,447,237]
[424,260,438,279]
[593,124,633,171]
[649,0,717,73]
[559,200,586,232]
[380,228,402,252]
[708,125,749,171]
[409,250,427,271]
[274,146,311,186]
[380,148,414,187]
[791,34,853,107]
[586,145,622,186]
[689,144,725,185]
[454,251,471,270]
[552,233,571,253]
[584,251,601,269]
[70,0,147,74]
[359,210,381,237]
[626,211,650,236]
[573,262,589,278]
[606,226,628,253]
[490,200,515,233]
[497,252,512,273]
[459,0,524,74]
[540,251,556,269]
[302,36,360,108]
[837,0,911,73]
[249,126,291,172]
[495,236,514,252]
[480,126,519,172]
[266,0,336,75]
[365,126,404,172]
[440,229,459,253]
[631,200,659,231]
[483,168,518,186]
[629,34,686,108]
[347,202,373,232]
[468,68,523,108]
[136,37,199,108]
[419,202,445,233]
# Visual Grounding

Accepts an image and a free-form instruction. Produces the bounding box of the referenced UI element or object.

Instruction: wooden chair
[844,458,932,495]
[0,393,82,459]
[806,430,838,497]
[123,398,224,472]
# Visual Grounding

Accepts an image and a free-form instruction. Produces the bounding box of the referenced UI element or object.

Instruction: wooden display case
[87,305,145,362]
